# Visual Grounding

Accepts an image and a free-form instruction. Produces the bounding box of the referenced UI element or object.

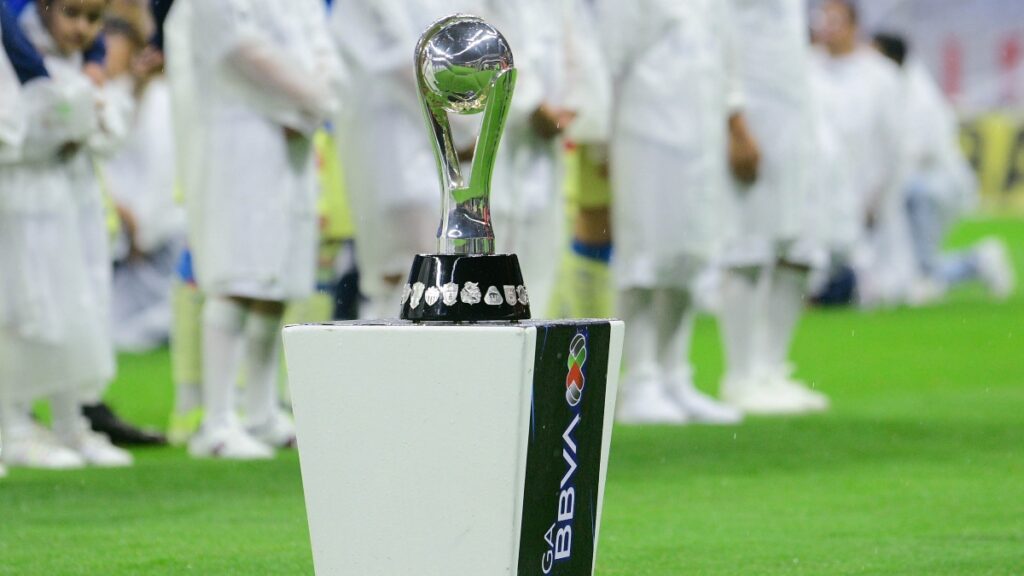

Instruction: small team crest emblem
[424,286,441,306]
[484,286,504,306]
[566,333,587,407]
[503,285,518,306]
[442,282,459,306]
[461,282,482,305]
[410,282,426,309]
[401,284,412,307]
[516,285,529,306]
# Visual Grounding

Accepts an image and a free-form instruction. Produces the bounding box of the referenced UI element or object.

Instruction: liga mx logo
[566,333,587,407]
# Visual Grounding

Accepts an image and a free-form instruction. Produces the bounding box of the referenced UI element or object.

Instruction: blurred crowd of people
[0,0,1016,474]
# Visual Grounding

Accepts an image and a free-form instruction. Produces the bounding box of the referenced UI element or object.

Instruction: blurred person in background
[812,0,912,308]
[718,0,829,415]
[805,59,858,307]
[3,0,164,448]
[167,245,203,444]
[142,0,209,446]
[165,0,342,459]
[599,0,748,425]
[480,0,588,318]
[1,0,137,469]
[329,0,464,320]
[0,4,28,479]
[104,0,185,353]
[311,126,360,321]
[873,32,1015,305]
[557,143,615,320]
[552,0,614,321]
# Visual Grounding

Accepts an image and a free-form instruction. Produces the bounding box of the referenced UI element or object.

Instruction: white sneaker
[65,431,134,468]
[722,375,808,416]
[617,375,688,425]
[976,238,1015,300]
[3,429,86,470]
[728,365,830,415]
[247,412,297,449]
[189,425,274,460]
[770,375,831,409]
[665,373,743,425]
[907,277,947,307]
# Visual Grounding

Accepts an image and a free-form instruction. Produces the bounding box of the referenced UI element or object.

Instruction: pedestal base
[283,319,623,576]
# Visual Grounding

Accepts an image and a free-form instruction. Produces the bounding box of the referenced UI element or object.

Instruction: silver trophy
[401,14,530,322]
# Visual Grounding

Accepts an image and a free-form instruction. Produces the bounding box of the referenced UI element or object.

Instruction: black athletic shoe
[82,403,168,447]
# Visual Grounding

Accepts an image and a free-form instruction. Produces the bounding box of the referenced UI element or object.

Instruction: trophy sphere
[416,15,514,114]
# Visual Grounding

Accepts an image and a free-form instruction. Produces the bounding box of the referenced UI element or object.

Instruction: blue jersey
[3,0,28,13]
[1,0,47,83]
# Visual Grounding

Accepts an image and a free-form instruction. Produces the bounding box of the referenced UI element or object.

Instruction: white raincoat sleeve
[87,75,136,157]
[332,0,413,78]
[564,0,611,145]
[595,0,648,89]
[164,0,199,201]
[719,0,744,115]
[0,28,25,163]
[193,0,337,135]
[303,0,347,107]
[10,78,98,163]
[906,61,977,214]
[104,78,183,254]
[481,0,547,122]
[867,61,908,219]
[331,0,434,124]
[904,64,944,173]
[939,118,978,215]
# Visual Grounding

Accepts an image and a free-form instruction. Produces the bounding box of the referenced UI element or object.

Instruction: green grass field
[1,220,1022,575]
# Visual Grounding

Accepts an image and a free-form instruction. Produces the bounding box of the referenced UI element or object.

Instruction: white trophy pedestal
[283,320,623,576]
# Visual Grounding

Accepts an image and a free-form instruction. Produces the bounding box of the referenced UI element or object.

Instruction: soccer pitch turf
[1,220,1022,575]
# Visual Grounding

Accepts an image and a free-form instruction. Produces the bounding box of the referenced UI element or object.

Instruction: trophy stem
[441,237,494,255]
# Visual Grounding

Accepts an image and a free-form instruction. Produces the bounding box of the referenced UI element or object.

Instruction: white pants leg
[659,287,743,424]
[199,297,247,433]
[763,266,809,375]
[619,288,657,385]
[242,311,284,431]
[719,266,770,387]
[51,390,90,442]
[615,288,685,423]
[653,288,693,379]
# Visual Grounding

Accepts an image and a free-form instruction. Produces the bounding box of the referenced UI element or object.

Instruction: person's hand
[728,113,760,185]
[84,62,106,87]
[116,204,144,261]
[531,104,576,140]
[132,46,165,81]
